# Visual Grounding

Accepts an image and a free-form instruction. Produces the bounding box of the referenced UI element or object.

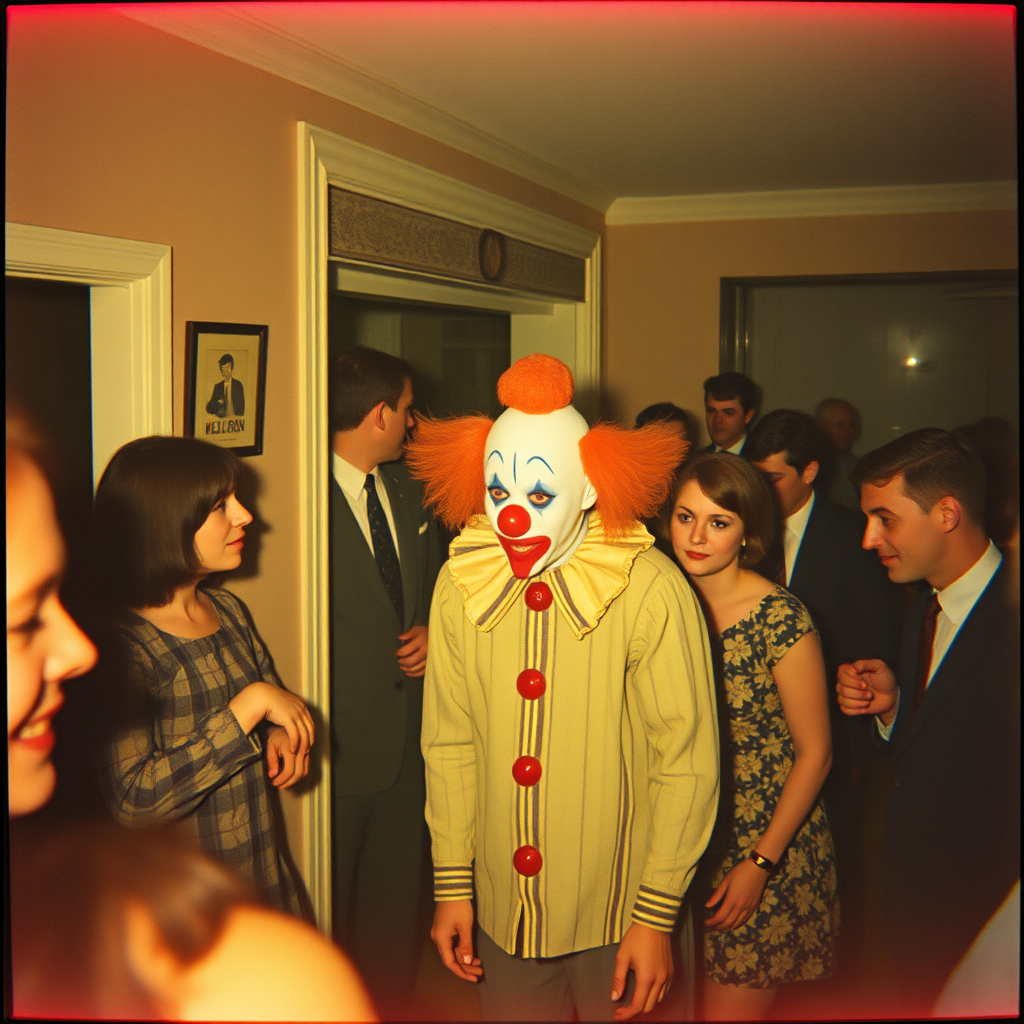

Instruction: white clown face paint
[483,406,597,578]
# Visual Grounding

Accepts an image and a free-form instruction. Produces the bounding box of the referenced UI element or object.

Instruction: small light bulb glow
[905,356,919,367]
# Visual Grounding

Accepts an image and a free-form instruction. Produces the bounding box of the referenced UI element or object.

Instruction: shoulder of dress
[767,585,811,619]
[204,585,239,606]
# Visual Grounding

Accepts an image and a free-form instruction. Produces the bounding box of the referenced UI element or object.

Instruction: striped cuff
[434,865,474,902]
[631,884,683,932]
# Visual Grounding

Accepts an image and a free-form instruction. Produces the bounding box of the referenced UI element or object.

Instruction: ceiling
[120,1,1017,212]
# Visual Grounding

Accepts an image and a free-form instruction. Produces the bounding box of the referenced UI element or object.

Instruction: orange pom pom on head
[497,354,574,414]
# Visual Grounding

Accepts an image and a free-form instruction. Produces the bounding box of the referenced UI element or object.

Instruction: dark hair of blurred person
[10,819,375,1021]
[635,401,690,438]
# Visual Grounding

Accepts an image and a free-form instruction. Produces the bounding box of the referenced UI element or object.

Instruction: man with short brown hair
[837,428,1019,1016]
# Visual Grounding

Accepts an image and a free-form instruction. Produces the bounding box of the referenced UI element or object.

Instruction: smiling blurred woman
[668,454,837,1021]
[91,436,313,915]
[6,412,97,816]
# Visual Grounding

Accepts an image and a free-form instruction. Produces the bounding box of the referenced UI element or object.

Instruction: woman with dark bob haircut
[667,455,837,1020]
[92,436,314,917]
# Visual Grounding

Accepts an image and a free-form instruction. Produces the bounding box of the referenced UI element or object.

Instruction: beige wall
[604,210,1018,435]
[6,6,602,864]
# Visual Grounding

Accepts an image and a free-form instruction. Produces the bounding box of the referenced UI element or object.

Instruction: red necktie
[913,593,941,714]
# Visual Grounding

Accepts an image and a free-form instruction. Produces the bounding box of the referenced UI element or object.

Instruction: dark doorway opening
[328,291,511,420]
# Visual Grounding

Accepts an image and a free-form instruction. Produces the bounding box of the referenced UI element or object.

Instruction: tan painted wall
[604,210,1018,436]
[6,7,601,868]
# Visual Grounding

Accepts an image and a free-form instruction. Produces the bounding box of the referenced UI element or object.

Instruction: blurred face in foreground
[7,454,97,816]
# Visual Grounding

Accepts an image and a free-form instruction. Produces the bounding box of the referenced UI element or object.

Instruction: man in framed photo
[206,353,245,418]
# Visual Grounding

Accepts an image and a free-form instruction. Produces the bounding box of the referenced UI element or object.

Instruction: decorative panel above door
[328,186,586,302]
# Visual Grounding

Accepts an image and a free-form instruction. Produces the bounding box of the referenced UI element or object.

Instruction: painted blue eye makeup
[487,473,510,505]
[527,481,556,510]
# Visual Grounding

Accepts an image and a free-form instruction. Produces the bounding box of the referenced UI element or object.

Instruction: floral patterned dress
[703,586,838,988]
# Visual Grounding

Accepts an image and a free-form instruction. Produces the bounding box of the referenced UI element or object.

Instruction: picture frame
[184,321,268,457]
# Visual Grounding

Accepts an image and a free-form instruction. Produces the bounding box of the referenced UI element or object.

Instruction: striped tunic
[423,514,720,958]
[104,588,302,916]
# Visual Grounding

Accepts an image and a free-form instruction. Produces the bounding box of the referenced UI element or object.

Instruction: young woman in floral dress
[669,453,838,1021]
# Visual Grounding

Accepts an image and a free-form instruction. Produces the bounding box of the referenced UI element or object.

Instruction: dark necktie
[365,473,404,624]
[913,593,941,714]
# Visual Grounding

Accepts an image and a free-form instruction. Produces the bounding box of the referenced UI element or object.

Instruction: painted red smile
[497,534,552,578]
[685,550,709,561]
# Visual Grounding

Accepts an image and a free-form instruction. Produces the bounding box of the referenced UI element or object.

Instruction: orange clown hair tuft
[496,353,574,414]
[580,422,688,536]
[405,414,493,529]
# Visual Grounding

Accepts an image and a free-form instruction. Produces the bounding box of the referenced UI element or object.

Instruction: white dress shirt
[715,435,746,455]
[782,490,815,586]
[877,540,1002,738]
[331,451,402,563]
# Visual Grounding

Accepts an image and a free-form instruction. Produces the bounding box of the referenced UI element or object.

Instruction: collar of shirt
[935,539,1003,626]
[332,451,378,504]
[717,435,746,455]
[782,490,815,583]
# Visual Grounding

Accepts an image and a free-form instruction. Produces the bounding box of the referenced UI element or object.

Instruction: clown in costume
[407,355,720,1021]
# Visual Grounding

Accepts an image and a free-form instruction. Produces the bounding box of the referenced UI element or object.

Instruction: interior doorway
[329,291,511,420]
[5,276,94,583]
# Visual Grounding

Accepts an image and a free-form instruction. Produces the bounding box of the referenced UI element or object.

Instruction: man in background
[328,346,442,1019]
[702,372,758,454]
[816,397,861,511]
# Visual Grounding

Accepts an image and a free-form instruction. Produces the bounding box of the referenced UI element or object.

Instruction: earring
[741,539,746,548]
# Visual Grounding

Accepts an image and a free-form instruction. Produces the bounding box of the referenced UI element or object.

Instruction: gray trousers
[475,903,696,1022]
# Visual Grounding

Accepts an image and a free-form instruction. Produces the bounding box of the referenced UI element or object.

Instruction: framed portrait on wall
[184,321,268,457]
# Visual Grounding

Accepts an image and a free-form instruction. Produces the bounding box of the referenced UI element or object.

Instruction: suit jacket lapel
[894,568,1001,754]
[330,478,398,622]
[380,464,419,630]
[789,498,824,592]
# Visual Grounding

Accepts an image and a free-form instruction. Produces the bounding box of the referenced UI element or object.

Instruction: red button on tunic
[516,669,546,700]
[512,755,542,787]
[513,845,542,876]
[524,581,553,611]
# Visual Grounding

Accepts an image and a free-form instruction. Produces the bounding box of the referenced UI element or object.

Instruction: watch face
[479,229,507,282]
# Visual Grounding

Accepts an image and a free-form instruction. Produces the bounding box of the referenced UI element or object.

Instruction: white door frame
[297,122,601,931]
[5,223,173,485]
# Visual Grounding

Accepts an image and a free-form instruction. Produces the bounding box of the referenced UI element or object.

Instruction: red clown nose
[497,504,531,537]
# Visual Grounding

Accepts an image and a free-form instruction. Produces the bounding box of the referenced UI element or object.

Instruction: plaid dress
[105,587,301,916]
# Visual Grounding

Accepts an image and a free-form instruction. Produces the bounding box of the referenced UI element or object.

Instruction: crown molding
[118,5,612,213]
[606,181,1019,225]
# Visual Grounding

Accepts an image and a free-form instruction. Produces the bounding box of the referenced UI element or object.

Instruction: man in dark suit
[329,346,442,1018]
[702,371,758,454]
[205,352,245,417]
[837,428,1020,1017]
